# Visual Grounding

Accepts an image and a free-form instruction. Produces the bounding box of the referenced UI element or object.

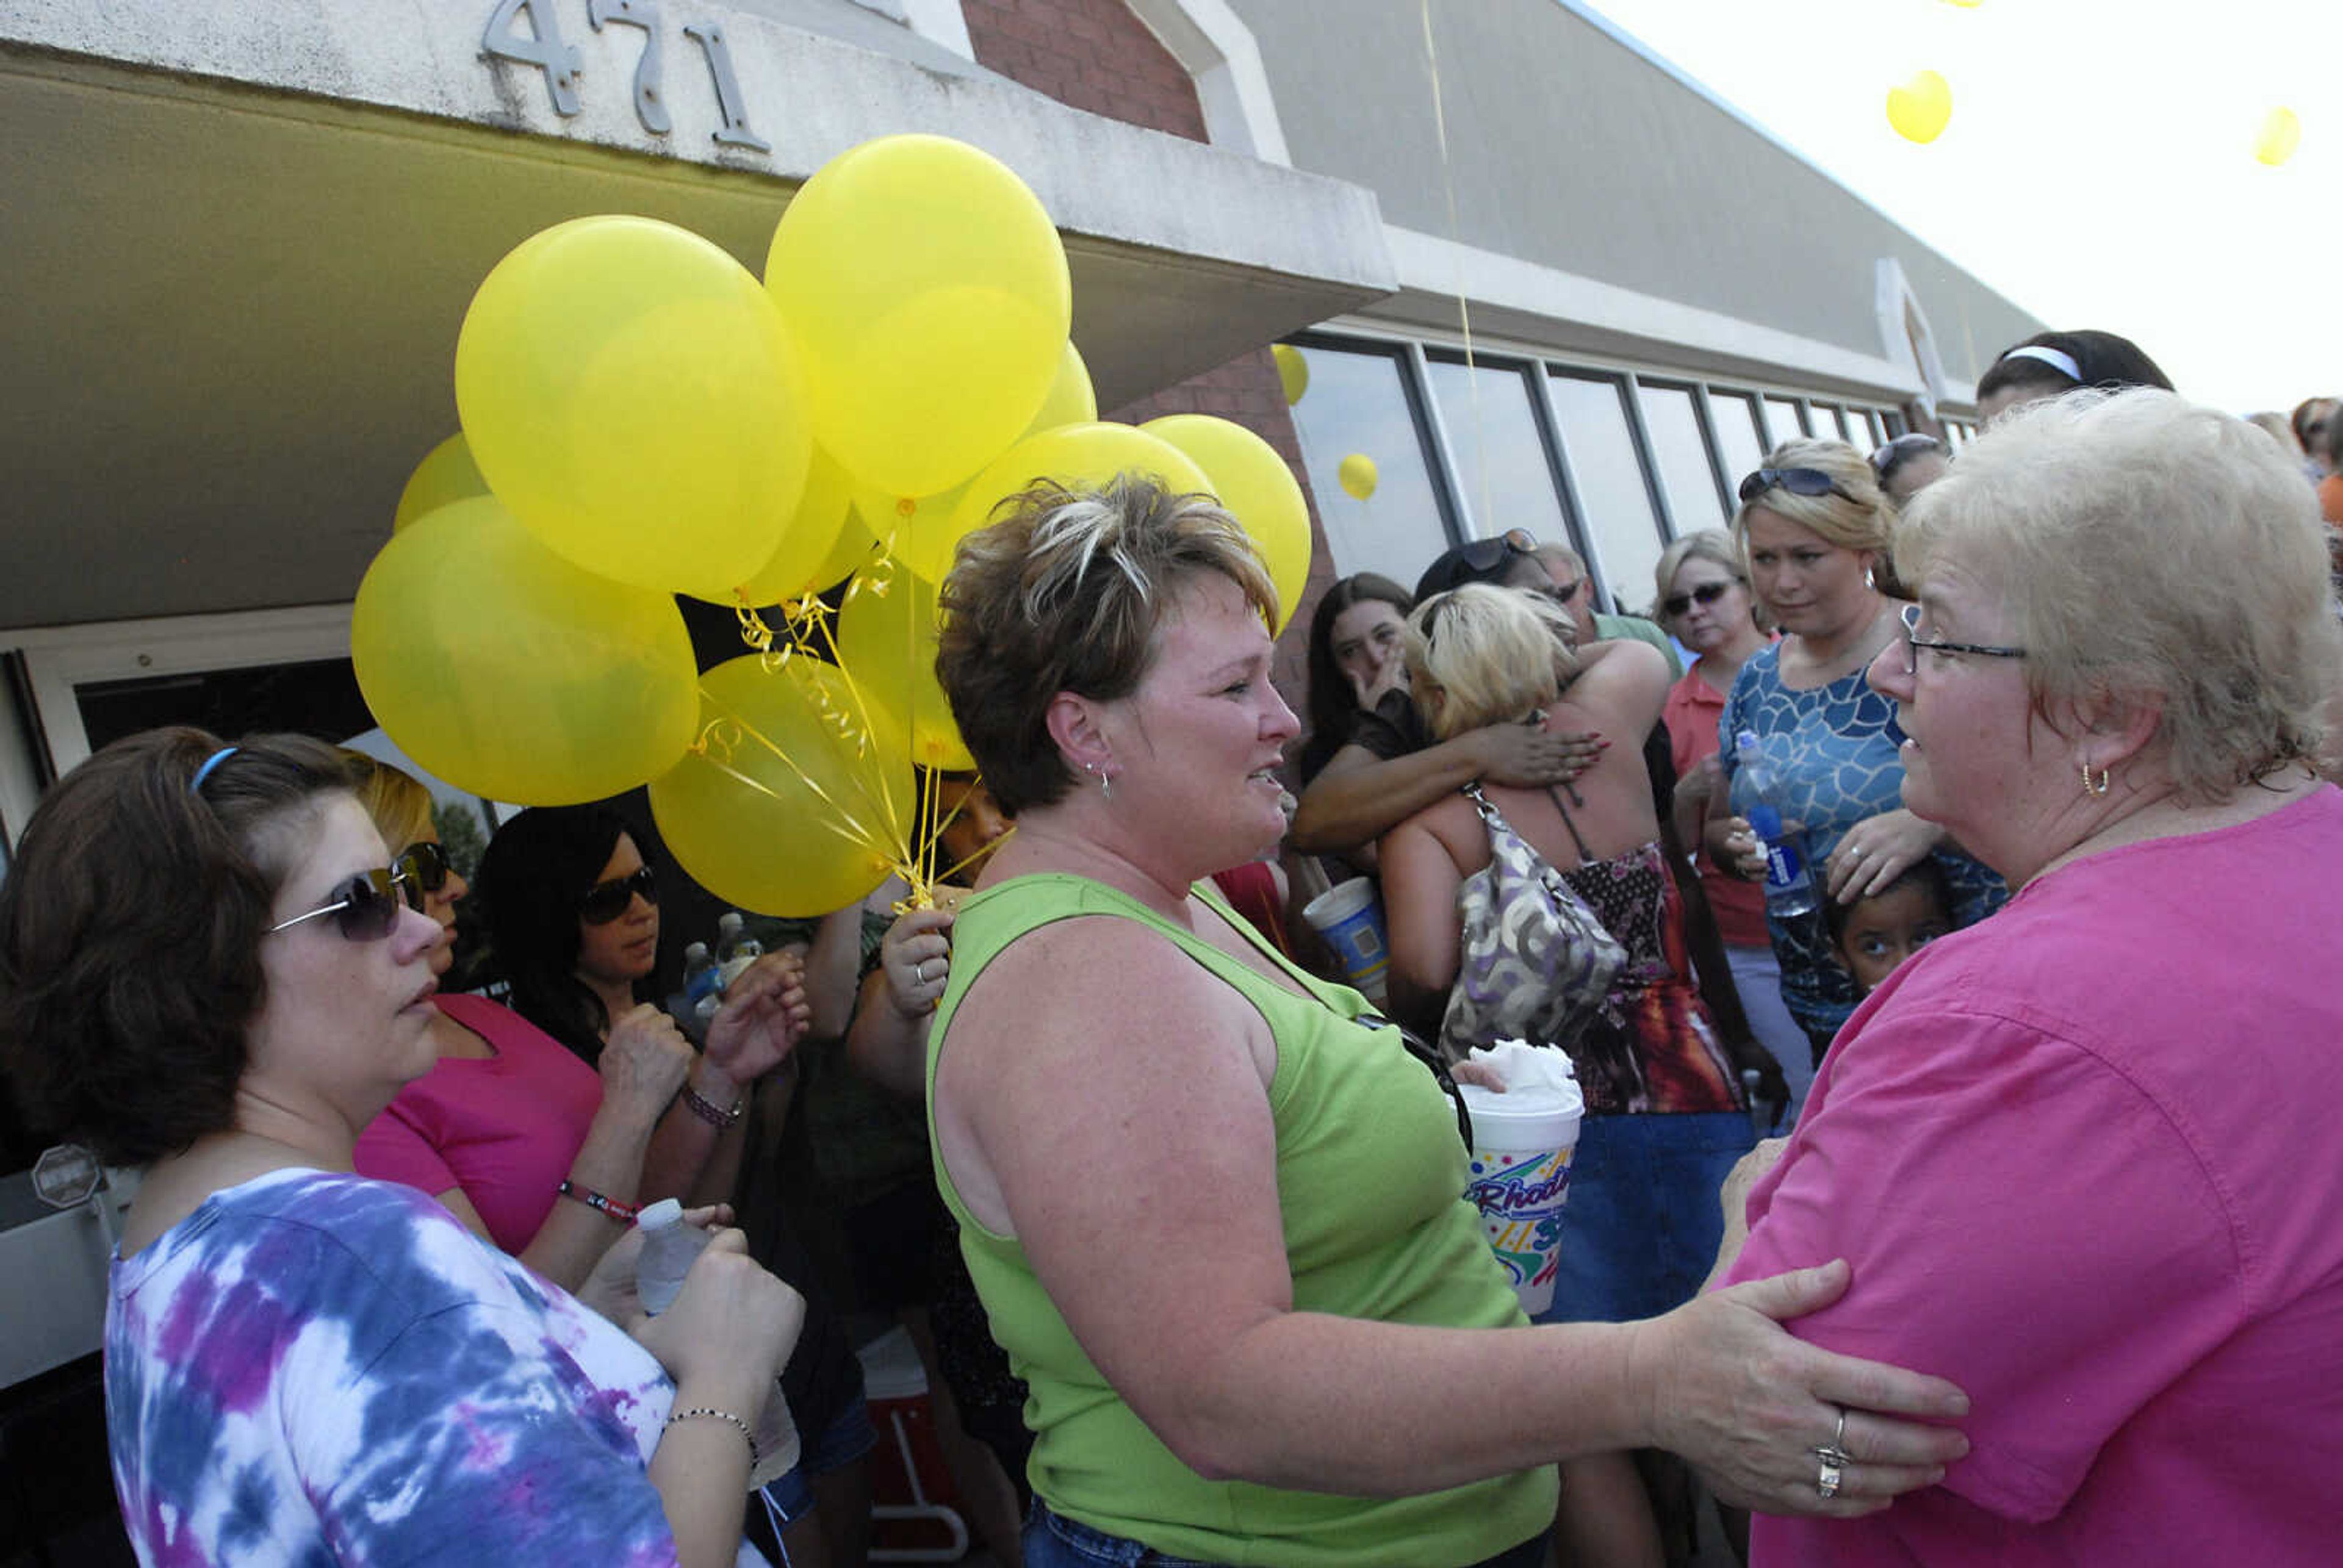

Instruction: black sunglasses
[395,840,450,896]
[1738,467,1853,505]
[1661,580,1736,617]
[580,865,658,926]
[270,867,419,941]
[1452,528,1539,575]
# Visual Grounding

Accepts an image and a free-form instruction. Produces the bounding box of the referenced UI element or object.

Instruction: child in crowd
[1827,858,1954,997]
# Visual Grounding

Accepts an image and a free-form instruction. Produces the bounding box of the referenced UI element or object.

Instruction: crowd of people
[2,329,2340,1568]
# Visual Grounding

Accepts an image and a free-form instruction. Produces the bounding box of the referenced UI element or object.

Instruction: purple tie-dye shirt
[105,1168,724,1567]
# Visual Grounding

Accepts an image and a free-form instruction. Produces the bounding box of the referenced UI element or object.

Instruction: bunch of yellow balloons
[357,132,1319,915]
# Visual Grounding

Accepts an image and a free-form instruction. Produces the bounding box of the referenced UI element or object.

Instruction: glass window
[1635,383,1727,535]
[1422,357,1569,547]
[1882,408,1908,439]
[1760,397,1809,448]
[1860,409,1887,448]
[1283,341,1452,589]
[1547,373,1667,613]
[1707,391,1768,505]
[1815,402,1854,444]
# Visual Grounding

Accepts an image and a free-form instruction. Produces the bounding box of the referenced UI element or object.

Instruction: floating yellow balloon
[942,423,1214,567]
[352,497,699,804]
[766,134,1073,498]
[2254,107,2302,167]
[836,572,975,771]
[860,340,1103,583]
[455,215,812,600]
[1143,414,1312,635]
[391,433,488,533]
[733,448,855,607]
[650,655,910,916]
[1272,344,1310,406]
[809,505,885,597]
[1337,453,1379,501]
[1886,71,1952,145]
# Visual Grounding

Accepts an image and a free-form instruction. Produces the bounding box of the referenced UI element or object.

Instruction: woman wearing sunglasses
[349,766,759,1293]
[1650,531,1813,1124]
[0,729,803,1567]
[1707,443,2004,1067]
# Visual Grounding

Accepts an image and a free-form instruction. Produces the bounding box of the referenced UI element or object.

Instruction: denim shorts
[1533,1110,1756,1326]
[1023,1499,1547,1568]
[754,1390,878,1522]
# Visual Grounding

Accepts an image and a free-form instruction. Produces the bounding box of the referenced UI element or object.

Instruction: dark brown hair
[0,728,362,1165]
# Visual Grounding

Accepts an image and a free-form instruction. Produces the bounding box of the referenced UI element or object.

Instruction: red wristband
[556,1179,640,1223]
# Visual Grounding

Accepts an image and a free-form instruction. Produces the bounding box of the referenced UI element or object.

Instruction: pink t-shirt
[1660,664,1768,947]
[355,992,605,1254]
[1727,786,2343,1564]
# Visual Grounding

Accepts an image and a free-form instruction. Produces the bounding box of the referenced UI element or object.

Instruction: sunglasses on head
[270,867,420,941]
[579,865,658,926]
[1868,432,1945,472]
[395,840,450,896]
[1738,467,1852,505]
[1661,580,1736,617]
[1450,527,1540,575]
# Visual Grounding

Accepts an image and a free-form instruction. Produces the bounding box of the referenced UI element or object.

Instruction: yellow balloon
[733,448,854,606]
[1142,414,1311,635]
[836,573,975,771]
[1885,71,1952,145]
[1272,344,1310,406]
[351,497,699,804]
[2254,106,2302,167]
[1337,453,1379,500]
[766,134,1072,498]
[650,655,910,916]
[455,215,813,600]
[858,341,1102,583]
[392,433,488,533]
[810,504,885,596]
[940,423,1214,572]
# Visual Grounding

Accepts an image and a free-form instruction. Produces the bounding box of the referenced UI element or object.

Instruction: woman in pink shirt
[1718,390,2343,1563]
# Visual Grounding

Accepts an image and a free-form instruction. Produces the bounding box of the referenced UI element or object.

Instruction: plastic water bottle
[1735,730,1817,920]
[633,1199,802,1485]
[714,912,763,991]
[681,941,721,1011]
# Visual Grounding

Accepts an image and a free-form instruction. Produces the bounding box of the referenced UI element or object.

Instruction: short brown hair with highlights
[936,473,1279,816]
[0,728,363,1165]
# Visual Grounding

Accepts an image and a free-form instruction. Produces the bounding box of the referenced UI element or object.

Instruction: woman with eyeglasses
[1707,442,2005,1068]
[347,768,783,1292]
[1650,531,1813,1123]
[1718,391,2343,1563]
[0,730,804,1568]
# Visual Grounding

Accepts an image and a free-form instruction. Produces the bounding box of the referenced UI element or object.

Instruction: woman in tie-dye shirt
[0,729,802,1568]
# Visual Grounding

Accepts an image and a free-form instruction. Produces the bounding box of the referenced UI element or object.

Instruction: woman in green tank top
[923,475,1972,1568]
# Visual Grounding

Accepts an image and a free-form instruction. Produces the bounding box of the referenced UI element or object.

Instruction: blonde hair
[345,751,436,851]
[1895,389,2342,802]
[936,473,1279,815]
[1730,439,1895,556]
[1405,584,1578,739]
[1650,528,1769,630]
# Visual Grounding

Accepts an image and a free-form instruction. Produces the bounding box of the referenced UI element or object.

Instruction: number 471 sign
[483,0,770,152]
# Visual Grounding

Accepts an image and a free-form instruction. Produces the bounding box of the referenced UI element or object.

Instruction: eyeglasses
[1450,528,1539,575]
[1898,602,2026,676]
[579,865,658,926]
[1661,580,1737,617]
[270,867,419,941]
[395,840,450,896]
[1738,467,1854,505]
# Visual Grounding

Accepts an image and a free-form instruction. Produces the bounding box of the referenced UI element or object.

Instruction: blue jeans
[1023,1500,1547,1568]
[1533,1111,1755,1325]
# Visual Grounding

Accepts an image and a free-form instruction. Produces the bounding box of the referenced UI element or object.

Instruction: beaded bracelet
[682,1082,744,1129]
[664,1406,758,1468]
[555,1179,640,1223]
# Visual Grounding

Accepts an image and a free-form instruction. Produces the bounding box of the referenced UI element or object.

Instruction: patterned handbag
[1436,782,1627,1065]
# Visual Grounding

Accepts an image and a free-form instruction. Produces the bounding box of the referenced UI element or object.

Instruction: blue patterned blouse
[105,1168,756,1567]
[1719,642,2006,1044]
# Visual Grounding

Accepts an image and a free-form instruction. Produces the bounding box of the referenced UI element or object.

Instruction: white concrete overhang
[0,0,1393,625]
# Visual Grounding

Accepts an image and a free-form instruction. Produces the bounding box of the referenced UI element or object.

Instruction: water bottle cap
[684,941,710,962]
[1735,729,1760,753]
[636,1198,686,1231]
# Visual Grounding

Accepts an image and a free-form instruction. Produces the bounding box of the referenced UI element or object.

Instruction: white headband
[2000,344,2084,383]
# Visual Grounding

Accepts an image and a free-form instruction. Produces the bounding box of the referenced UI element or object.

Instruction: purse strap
[1459,779,1596,868]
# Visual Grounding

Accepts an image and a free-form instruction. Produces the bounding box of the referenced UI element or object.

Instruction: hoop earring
[1084,761,1112,801]
[2080,763,2111,797]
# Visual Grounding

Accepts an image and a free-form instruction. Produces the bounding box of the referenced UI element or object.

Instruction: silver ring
[916,960,934,985]
[1816,1455,1843,1499]
[1813,1406,1852,1497]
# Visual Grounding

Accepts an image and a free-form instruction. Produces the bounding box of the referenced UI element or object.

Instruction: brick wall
[964,0,1340,744]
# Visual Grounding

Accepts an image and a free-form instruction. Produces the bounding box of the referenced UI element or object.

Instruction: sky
[1577,0,2341,416]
